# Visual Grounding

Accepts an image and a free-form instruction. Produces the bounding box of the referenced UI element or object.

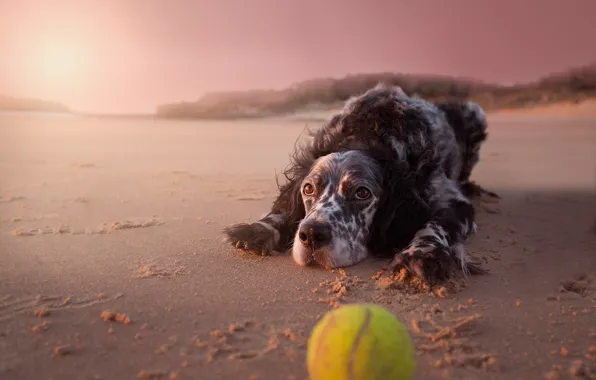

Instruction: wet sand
[0,111,595,380]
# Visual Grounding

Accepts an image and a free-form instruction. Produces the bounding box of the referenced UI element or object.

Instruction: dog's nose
[298,221,332,249]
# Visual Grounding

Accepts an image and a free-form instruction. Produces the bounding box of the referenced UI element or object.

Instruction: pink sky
[1,0,595,113]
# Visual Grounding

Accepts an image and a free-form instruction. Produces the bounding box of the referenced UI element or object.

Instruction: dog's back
[436,100,488,183]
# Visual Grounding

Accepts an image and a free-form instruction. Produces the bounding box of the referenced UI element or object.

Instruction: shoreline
[3,97,596,122]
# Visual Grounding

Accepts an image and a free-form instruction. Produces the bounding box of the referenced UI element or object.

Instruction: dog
[223,83,494,285]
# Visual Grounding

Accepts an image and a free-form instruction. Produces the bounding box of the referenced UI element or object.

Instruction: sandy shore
[0,110,595,380]
[492,99,596,117]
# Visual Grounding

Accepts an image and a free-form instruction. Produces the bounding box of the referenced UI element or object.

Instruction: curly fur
[223,84,494,285]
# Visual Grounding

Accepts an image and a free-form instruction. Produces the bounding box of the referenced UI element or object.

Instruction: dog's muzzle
[297,220,332,250]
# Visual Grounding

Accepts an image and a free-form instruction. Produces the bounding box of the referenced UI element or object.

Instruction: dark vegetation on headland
[156,63,596,120]
[0,95,70,113]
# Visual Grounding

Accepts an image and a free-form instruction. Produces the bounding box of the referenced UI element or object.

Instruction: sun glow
[35,37,90,83]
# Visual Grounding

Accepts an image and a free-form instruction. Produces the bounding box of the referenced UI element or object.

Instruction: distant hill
[469,64,596,110]
[156,64,596,119]
[156,73,498,119]
[0,95,70,113]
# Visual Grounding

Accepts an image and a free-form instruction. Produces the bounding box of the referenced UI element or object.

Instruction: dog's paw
[387,244,453,286]
[222,223,276,256]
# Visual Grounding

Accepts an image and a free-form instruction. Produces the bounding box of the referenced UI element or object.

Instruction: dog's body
[223,84,492,285]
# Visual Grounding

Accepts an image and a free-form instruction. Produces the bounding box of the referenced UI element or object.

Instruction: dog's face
[292,150,383,268]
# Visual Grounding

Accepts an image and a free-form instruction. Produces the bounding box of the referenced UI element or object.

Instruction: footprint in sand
[110,217,165,230]
[412,312,499,372]
[10,216,166,237]
[547,272,596,301]
[133,261,187,279]
[0,293,124,323]
[0,196,26,204]
[184,320,307,367]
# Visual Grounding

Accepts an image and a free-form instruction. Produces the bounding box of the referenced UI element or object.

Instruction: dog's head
[291,150,383,268]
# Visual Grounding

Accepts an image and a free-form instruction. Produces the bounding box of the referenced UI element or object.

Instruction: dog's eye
[355,187,371,200]
[303,183,314,196]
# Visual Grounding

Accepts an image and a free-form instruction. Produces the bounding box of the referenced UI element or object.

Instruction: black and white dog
[223,84,494,285]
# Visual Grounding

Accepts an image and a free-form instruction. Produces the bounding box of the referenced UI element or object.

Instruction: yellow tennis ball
[307,303,415,380]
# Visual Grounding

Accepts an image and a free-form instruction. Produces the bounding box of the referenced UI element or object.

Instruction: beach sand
[0,109,595,380]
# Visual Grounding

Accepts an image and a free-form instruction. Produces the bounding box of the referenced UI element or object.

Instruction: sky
[1,0,595,113]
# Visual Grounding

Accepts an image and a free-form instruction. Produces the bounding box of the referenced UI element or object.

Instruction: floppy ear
[268,113,348,249]
[270,166,307,250]
[367,149,433,256]
[269,120,335,249]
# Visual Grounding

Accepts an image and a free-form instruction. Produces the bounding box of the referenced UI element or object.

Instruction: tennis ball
[307,303,415,380]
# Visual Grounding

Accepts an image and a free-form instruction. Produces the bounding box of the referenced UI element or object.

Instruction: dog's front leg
[387,182,484,285]
[223,212,294,256]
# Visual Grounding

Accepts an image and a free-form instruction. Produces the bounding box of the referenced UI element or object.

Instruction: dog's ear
[272,177,305,222]
[368,149,432,256]
[270,166,307,249]
[269,114,345,249]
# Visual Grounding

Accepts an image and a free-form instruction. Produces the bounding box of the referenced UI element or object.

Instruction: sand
[493,99,596,117]
[0,110,595,380]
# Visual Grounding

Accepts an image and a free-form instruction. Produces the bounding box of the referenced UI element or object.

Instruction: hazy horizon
[2,0,596,113]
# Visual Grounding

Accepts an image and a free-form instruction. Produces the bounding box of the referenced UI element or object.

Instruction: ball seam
[348,307,373,380]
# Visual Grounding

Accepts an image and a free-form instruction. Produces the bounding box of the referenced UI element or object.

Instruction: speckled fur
[223,84,490,285]
[291,151,382,268]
